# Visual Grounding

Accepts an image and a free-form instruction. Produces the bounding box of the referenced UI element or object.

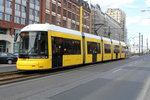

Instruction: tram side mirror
[14,32,18,42]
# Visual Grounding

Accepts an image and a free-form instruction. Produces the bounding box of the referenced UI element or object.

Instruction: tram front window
[19,31,48,59]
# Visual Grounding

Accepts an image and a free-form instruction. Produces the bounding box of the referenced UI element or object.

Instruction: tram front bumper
[16,60,51,70]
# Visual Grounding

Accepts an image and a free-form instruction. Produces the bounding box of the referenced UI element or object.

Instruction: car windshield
[18,31,48,59]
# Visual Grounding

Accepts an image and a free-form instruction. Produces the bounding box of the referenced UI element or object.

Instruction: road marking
[112,69,122,73]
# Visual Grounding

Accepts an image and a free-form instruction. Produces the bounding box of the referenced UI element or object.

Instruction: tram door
[52,37,63,68]
[92,53,97,62]
[116,53,118,59]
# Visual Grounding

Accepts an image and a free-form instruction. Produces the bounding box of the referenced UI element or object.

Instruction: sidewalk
[0,64,16,67]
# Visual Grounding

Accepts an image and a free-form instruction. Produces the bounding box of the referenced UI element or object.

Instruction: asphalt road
[0,55,150,100]
[0,64,17,73]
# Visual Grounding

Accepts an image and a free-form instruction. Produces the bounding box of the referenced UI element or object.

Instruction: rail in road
[0,55,140,85]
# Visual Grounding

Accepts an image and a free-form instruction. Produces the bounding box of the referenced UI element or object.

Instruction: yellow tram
[16,24,128,70]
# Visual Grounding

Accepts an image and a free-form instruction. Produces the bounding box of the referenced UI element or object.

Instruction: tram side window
[63,38,81,54]
[104,44,111,53]
[87,42,100,54]
[122,46,126,53]
[114,45,120,53]
[52,37,81,55]
[39,32,48,55]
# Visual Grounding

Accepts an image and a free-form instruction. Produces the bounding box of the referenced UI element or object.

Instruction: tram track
[0,70,60,85]
[0,67,82,86]
[0,57,134,86]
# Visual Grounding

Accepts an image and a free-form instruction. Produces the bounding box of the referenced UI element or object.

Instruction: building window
[67,20,71,28]
[72,5,76,11]
[52,3,56,12]
[46,13,50,23]
[0,12,4,20]
[0,28,7,34]
[63,0,67,6]
[30,0,34,4]
[29,20,34,24]
[5,14,11,22]
[0,0,4,6]
[22,6,26,13]
[6,0,12,8]
[77,7,80,13]
[68,2,71,9]
[34,21,39,24]
[35,10,39,17]
[57,16,61,26]
[15,3,20,11]
[83,27,86,33]
[52,15,56,24]
[72,23,75,29]
[21,18,26,25]
[76,24,79,31]
[87,28,89,33]
[58,6,61,14]
[72,13,75,20]
[83,11,87,16]
[46,0,50,10]
[83,18,86,25]
[58,0,61,3]
[68,11,71,19]
[63,9,67,17]
[30,9,34,16]
[76,15,79,22]
[14,16,20,24]
[35,0,40,6]
[63,20,67,27]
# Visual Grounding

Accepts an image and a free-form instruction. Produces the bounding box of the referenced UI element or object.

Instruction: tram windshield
[18,31,48,58]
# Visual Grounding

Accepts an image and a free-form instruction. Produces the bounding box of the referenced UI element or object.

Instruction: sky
[85,0,150,48]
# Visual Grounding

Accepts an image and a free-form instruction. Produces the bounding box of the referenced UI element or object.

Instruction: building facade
[0,0,40,53]
[43,0,90,33]
[106,8,127,42]
[0,0,90,53]
[91,5,123,41]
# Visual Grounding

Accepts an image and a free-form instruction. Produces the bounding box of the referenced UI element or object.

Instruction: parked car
[0,52,18,64]
[13,53,19,57]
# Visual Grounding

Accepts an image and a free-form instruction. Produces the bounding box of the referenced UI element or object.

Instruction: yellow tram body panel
[84,37,102,64]
[17,29,83,70]
[86,54,92,63]
[97,54,102,62]
[63,55,82,66]
[112,44,116,60]
[50,30,83,67]
[112,43,121,60]
[17,31,52,70]
[103,40,112,61]
[17,58,51,70]
[16,24,127,71]
[120,44,126,59]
